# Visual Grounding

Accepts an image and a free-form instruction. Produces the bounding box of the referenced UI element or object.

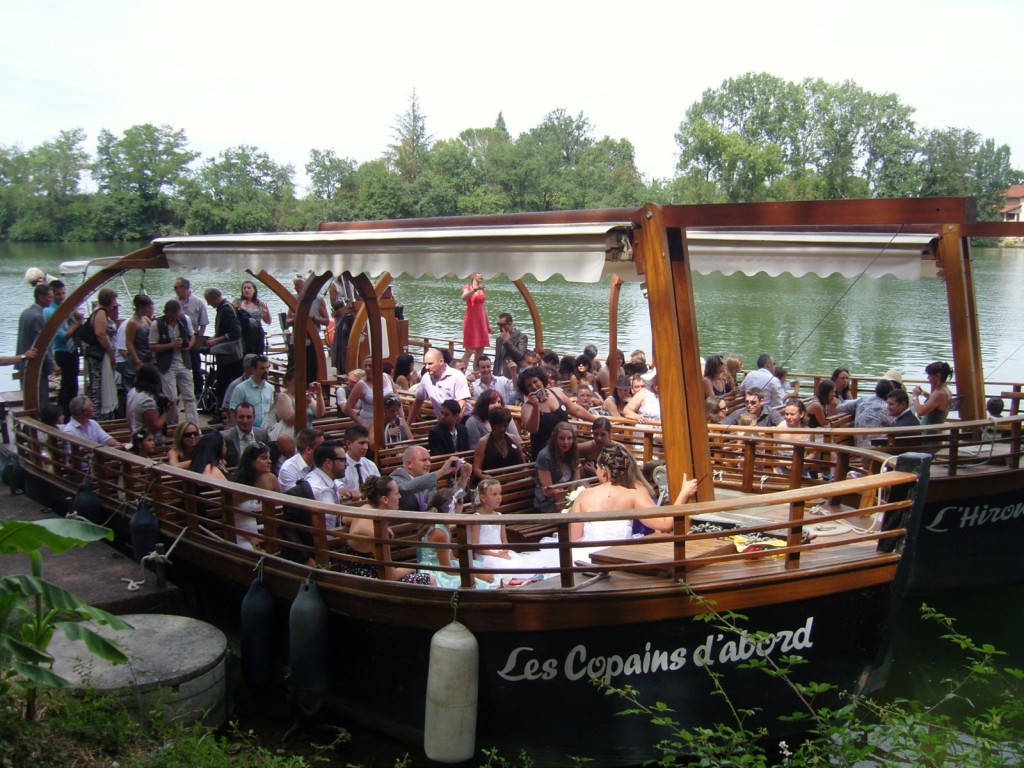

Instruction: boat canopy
[154,223,634,283]
[154,224,936,283]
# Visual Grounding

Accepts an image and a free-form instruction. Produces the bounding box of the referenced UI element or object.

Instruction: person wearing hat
[882,368,904,388]
[603,371,635,418]
[284,273,329,389]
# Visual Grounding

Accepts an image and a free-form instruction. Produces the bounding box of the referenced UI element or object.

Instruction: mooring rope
[779,226,904,369]
[121,524,188,592]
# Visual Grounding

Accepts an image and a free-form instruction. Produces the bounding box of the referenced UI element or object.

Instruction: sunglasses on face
[746,399,761,405]
[183,431,199,438]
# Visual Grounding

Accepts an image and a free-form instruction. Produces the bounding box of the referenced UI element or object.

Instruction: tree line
[1,75,1020,242]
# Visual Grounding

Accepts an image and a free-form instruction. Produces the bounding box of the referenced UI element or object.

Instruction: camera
[155,393,172,413]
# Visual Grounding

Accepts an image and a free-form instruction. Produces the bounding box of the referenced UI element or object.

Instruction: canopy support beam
[25,245,165,413]
[513,279,543,353]
[638,204,710,502]
[938,225,984,421]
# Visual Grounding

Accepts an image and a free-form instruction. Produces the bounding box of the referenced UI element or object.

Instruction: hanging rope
[449,590,460,623]
[779,226,904,369]
[121,524,188,592]
[985,339,1024,378]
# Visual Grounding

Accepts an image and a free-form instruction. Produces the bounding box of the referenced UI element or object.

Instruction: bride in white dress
[569,444,698,563]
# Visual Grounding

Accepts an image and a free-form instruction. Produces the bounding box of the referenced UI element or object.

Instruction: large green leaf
[8,659,70,688]
[0,518,112,556]
[56,621,129,664]
[1,634,53,664]
[0,574,128,622]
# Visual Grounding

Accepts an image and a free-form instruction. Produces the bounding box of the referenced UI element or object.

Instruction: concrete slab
[0,492,183,615]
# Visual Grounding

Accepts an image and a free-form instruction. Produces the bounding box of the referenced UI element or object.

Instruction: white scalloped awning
[154,223,633,283]
[153,225,937,283]
[685,230,935,280]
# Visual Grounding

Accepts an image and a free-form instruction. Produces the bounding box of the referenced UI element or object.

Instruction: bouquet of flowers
[563,485,584,513]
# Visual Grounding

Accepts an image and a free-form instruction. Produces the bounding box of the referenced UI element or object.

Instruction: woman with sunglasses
[168,421,201,467]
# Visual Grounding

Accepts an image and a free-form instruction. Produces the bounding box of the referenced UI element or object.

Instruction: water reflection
[1,244,1022,391]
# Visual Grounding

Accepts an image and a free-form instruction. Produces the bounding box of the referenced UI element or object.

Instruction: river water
[2,239,1023,755]
[2,241,1024,393]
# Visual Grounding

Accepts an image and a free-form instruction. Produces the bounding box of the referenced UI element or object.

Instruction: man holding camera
[150,299,199,426]
[390,444,472,512]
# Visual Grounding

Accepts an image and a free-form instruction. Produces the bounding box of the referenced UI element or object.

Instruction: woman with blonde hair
[724,355,743,390]
[167,421,201,466]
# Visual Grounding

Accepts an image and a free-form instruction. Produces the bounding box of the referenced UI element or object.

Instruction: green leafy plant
[603,599,1024,767]
[0,517,132,719]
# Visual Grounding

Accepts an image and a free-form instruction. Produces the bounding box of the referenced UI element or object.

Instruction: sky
[2,0,1022,193]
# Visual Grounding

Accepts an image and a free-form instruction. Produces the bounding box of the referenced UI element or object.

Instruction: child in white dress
[470,479,520,572]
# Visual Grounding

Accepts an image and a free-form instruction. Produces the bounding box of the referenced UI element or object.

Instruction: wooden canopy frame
[23,197,1022,502]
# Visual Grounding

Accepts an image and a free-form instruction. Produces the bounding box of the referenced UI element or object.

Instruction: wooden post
[350,273,387,451]
[292,272,333,432]
[347,273,395,373]
[634,204,710,502]
[513,279,543,353]
[937,225,984,421]
[607,274,623,386]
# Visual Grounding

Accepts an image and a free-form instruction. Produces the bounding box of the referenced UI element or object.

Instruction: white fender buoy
[424,620,478,763]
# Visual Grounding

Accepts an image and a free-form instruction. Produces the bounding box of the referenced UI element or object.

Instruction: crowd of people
[12,267,971,586]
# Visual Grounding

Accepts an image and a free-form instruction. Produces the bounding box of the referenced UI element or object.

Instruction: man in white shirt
[278,428,324,492]
[304,441,358,529]
[61,395,119,447]
[408,348,472,423]
[740,353,786,409]
[338,424,380,492]
[468,355,516,403]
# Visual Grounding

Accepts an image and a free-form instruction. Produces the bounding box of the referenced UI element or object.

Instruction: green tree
[301,149,358,226]
[6,129,91,240]
[510,108,595,210]
[90,123,196,238]
[351,159,410,220]
[918,128,1021,220]
[180,145,294,233]
[388,89,433,182]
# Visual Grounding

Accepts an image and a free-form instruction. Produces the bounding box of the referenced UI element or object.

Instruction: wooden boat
[15,197,999,765]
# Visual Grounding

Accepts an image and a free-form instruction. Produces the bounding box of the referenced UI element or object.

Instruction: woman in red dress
[461,272,491,367]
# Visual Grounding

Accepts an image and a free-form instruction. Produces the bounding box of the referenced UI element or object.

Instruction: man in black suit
[493,312,528,380]
[427,399,470,456]
[221,402,269,467]
[887,389,921,428]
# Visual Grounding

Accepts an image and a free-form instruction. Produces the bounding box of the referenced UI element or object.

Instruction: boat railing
[15,416,921,595]
[708,415,1023,480]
